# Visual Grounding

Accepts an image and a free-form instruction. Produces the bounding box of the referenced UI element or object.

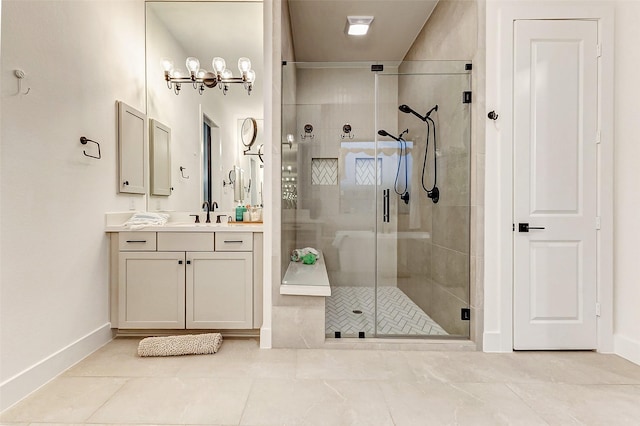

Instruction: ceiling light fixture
[162,56,255,96]
[346,16,374,36]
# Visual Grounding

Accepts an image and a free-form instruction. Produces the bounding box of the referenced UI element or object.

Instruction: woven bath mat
[137,333,223,357]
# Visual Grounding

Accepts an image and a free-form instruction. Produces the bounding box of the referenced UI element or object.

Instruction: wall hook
[301,123,315,140]
[488,110,499,121]
[341,123,354,139]
[14,69,30,95]
[179,166,190,179]
[80,136,101,159]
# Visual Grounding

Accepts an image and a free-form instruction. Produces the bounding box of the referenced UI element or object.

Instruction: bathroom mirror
[149,119,172,196]
[231,166,245,203]
[145,1,263,212]
[241,117,258,149]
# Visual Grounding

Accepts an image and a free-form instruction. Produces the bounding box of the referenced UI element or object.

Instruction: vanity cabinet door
[118,252,185,329]
[186,252,252,329]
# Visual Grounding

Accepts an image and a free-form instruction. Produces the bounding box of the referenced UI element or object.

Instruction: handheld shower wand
[377,129,410,204]
[399,103,440,203]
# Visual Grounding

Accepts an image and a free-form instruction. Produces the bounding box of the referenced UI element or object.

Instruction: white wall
[0,0,145,410]
[613,0,640,365]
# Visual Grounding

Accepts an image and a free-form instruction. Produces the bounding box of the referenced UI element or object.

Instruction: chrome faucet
[202,201,219,224]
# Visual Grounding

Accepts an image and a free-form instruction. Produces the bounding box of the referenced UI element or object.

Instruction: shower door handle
[383,189,390,223]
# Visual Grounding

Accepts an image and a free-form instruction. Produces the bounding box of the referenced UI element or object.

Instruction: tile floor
[326,286,448,337]
[2,337,640,425]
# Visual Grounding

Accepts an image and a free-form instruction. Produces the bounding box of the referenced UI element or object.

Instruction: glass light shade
[161,58,174,72]
[185,57,200,73]
[246,69,256,83]
[212,57,226,74]
[221,68,233,80]
[171,69,185,79]
[238,57,252,73]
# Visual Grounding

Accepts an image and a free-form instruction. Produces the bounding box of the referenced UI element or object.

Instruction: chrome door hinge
[596,131,601,144]
[596,216,601,230]
[596,303,601,317]
[597,44,602,57]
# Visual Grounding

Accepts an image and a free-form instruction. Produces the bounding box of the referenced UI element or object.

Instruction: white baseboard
[482,331,510,352]
[0,323,113,412]
[614,334,640,366]
[260,326,272,349]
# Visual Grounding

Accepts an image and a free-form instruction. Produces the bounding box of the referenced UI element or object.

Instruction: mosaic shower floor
[325,286,448,337]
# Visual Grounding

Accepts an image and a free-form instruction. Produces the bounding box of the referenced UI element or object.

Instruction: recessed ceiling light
[347,16,374,36]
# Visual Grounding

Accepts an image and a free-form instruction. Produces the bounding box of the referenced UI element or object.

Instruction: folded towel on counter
[291,247,319,264]
[123,212,170,230]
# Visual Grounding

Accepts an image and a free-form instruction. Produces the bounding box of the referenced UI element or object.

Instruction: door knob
[518,223,545,232]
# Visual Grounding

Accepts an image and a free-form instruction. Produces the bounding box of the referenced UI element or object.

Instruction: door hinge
[512,223,515,232]
[461,308,471,321]
[596,303,601,317]
[463,91,472,104]
[371,64,384,72]
[596,131,601,144]
[597,44,602,58]
[596,216,601,230]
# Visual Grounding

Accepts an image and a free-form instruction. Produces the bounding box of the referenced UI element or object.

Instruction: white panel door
[513,20,598,349]
[186,252,253,329]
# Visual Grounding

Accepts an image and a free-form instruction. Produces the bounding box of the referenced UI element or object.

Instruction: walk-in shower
[281,61,471,339]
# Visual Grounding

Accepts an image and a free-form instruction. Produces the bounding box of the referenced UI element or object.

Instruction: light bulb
[161,58,174,72]
[238,57,252,73]
[246,69,256,83]
[222,68,233,80]
[185,57,200,73]
[196,69,207,78]
[171,69,185,79]
[212,57,226,74]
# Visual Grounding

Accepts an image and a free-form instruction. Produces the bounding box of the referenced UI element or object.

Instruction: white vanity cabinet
[186,252,252,329]
[118,251,186,329]
[109,230,263,332]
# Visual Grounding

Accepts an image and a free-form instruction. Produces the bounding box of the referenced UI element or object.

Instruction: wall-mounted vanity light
[162,56,256,96]
[341,123,354,139]
[301,124,315,140]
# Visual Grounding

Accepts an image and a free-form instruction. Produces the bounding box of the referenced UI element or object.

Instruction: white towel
[123,212,170,230]
[291,247,319,262]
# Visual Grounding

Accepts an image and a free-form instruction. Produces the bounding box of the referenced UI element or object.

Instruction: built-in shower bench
[280,251,331,296]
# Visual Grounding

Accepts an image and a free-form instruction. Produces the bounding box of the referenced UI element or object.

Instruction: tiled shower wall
[395,68,471,337]
[291,67,399,288]
[403,0,486,345]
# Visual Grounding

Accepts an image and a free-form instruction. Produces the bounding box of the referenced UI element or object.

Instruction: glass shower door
[375,61,472,338]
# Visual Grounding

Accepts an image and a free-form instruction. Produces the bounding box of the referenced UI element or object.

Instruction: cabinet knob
[186,260,191,265]
[123,181,129,186]
[178,260,183,265]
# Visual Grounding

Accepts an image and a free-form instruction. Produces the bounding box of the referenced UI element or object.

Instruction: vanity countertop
[105,212,264,233]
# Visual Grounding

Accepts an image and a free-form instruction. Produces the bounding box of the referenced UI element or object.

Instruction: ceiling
[287,0,439,62]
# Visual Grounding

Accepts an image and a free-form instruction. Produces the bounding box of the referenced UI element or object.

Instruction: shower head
[399,104,438,122]
[377,129,406,142]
